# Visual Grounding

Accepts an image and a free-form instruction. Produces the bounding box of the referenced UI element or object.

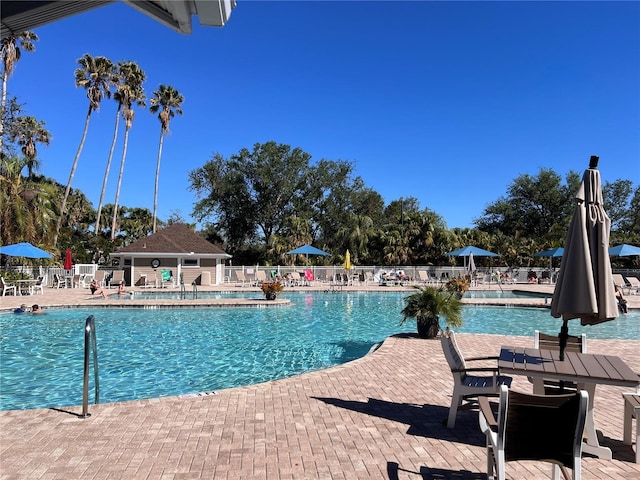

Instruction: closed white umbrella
[468,251,476,274]
[550,156,618,359]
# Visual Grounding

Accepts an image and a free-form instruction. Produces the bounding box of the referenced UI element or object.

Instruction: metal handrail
[82,315,99,418]
[192,280,198,299]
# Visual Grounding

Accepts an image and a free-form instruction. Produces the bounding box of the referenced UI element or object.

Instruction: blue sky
[8,1,640,229]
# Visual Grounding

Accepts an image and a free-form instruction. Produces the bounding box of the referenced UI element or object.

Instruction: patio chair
[71,274,84,288]
[440,328,512,428]
[625,276,640,295]
[160,269,174,288]
[93,270,106,287]
[108,270,125,288]
[253,270,267,286]
[532,330,586,394]
[234,270,247,287]
[479,385,588,480]
[31,276,45,295]
[52,273,66,288]
[1,276,17,296]
[612,273,632,295]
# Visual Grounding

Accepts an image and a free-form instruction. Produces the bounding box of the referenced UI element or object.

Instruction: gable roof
[113,224,230,258]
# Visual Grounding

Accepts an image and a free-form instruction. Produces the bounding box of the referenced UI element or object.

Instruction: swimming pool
[2,292,638,410]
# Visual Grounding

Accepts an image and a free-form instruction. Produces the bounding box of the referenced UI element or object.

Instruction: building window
[183,259,199,267]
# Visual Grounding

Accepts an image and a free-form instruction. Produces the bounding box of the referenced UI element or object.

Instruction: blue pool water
[2,292,638,411]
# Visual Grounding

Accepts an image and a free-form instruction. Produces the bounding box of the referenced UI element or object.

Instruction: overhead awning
[1,0,236,37]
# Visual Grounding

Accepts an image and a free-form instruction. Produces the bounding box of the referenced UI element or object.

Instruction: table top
[499,346,640,388]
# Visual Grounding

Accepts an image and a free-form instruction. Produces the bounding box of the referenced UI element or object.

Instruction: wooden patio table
[498,346,640,460]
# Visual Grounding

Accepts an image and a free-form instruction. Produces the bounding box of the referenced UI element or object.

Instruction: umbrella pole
[559,319,569,361]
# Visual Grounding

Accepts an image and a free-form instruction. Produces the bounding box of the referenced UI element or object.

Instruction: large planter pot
[265,292,277,301]
[417,316,441,339]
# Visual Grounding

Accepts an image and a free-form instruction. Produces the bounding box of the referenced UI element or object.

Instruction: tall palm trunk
[111,123,131,240]
[152,125,164,233]
[54,103,92,247]
[0,69,8,152]
[95,105,121,235]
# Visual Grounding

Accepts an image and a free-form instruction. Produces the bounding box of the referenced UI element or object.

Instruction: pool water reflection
[1,292,638,410]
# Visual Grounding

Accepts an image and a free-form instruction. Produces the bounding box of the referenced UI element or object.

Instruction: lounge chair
[1,277,17,296]
[625,276,640,295]
[160,269,174,288]
[234,270,247,287]
[304,269,315,286]
[440,328,512,428]
[253,270,267,286]
[612,273,631,295]
[479,385,588,480]
[93,270,106,287]
[108,270,125,288]
[532,330,586,394]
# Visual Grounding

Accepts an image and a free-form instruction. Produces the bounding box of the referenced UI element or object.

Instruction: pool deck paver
[1,283,639,479]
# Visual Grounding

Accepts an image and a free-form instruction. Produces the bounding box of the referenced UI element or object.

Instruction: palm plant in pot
[400,285,463,338]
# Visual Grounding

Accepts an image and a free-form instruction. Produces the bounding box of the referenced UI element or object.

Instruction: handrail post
[81,315,99,418]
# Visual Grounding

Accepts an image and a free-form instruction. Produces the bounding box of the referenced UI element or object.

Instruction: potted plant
[261,281,284,300]
[400,285,463,338]
[445,277,470,299]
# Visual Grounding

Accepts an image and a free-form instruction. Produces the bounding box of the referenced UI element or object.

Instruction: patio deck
[1,285,639,479]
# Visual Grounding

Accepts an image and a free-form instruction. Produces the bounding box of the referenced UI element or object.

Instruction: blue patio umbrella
[533,247,564,270]
[609,244,640,257]
[0,242,52,259]
[445,246,499,269]
[287,244,330,265]
[445,246,499,257]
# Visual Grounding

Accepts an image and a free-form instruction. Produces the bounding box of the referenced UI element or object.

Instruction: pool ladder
[179,280,199,299]
[82,315,99,418]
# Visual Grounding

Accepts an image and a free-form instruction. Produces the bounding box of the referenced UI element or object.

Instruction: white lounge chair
[625,276,640,295]
[479,385,588,480]
[440,328,512,428]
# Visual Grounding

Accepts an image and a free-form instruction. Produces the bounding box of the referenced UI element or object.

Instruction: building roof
[113,224,230,258]
[1,0,236,37]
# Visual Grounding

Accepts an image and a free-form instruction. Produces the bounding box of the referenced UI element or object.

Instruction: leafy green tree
[110,61,146,240]
[149,84,183,233]
[190,142,318,253]
[1,31,38,153]
[603,179,633,232]
[474,168,580,243]
[55,54,115,246]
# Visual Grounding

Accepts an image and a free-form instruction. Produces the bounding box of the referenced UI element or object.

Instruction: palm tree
[400,286,463,338]
[8,115,51,177]
[54,54,115,247]
[149,84,183,233]
[0,155,56,245]
[108,61,146,240]
[0,31,38,153]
